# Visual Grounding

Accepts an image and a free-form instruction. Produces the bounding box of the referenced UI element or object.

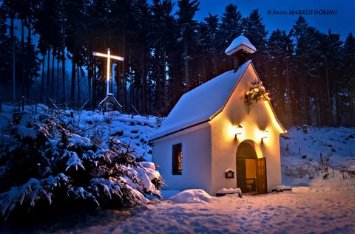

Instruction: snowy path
[59,179,355,234]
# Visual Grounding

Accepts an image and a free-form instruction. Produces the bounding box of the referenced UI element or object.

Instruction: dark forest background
[0,0,354,127]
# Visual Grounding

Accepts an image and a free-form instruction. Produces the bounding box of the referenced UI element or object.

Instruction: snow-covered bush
[0,112,162,221]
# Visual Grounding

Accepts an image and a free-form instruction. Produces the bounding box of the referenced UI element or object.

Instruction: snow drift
[169,189,214,203]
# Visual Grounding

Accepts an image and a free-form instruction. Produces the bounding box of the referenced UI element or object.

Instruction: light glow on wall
[264,101,287,134]
[227,122,239,140]
[228,122,272,146]
[233,125,243,139]
[220,95,286,153]
[260,130,270,143]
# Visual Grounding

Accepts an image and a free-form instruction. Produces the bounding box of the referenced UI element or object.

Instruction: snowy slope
[280,126,355,186]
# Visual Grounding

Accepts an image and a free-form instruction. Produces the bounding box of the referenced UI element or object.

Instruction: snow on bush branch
[0,112,162,221]
[244,80,271,105]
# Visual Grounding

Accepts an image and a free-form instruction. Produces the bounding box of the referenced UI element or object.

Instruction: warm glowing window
[172,143,182,175]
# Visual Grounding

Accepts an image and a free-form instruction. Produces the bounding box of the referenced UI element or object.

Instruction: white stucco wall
[210,64,282,194]
[152,63,283,195]
[152,123,213,194]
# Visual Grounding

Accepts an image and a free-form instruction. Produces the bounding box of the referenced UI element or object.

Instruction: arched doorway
[236,141,267,194]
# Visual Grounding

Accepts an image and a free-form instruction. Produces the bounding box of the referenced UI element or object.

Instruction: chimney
[225,35,256,71]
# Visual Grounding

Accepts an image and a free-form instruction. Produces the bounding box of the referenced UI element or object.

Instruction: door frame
[236,140,267,194]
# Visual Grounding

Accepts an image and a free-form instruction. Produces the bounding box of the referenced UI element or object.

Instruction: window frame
[172,143,182,175]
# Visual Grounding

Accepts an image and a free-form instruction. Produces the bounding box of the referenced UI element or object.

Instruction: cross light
[93,48,124,96]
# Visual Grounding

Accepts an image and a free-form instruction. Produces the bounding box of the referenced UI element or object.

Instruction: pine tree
[149,0,177,115]
[33,0,62,103]
[115,0,152,114]
[64,0,87,106]
[2,0,18,102]
[87,0,113,106]
[292,16,323,124]
[176,0,200,90]
[199,13,220,81]
[105,0,138,111]
[319,30,342,125]
[241,9,267,51]
[218,4,242,72]
[266,29,294,126]
[220,4,242,46]
[0,4,10,86]
[340,33,355,124]
[12,0,39,99]
[0,5,6,44]
[342,34,355,79]
[241,9,267,78]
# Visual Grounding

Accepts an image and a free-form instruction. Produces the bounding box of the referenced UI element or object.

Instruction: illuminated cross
[93,48,124,96]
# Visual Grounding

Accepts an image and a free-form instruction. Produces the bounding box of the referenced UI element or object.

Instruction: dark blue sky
[181,0,354,40]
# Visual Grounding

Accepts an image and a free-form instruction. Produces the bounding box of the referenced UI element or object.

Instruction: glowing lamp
[234,125,243,140]
[260,130,270,142]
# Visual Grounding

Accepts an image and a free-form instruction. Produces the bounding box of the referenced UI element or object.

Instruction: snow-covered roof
[150,60,252,141]
[225,35,256,56]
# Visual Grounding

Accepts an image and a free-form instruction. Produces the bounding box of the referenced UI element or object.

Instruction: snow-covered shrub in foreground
[0,113,162,221]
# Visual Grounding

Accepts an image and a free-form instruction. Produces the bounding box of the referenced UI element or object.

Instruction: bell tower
[225,35,257,71]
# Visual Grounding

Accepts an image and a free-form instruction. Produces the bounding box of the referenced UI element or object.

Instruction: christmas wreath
[244,80,270,105]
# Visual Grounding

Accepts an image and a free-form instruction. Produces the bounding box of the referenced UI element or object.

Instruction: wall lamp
[260,130,270,142]
[234,125,243,140]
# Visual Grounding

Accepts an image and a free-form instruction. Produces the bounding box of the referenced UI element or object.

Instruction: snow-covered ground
[84,178,354,233]
[6,177,353,233]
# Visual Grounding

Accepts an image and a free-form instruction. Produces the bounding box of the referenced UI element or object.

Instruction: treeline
[0,0,354,126]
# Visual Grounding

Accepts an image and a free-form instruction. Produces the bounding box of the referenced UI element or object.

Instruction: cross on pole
[93,48,124,96]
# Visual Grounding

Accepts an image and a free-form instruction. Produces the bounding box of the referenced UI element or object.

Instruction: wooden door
[256,158,267,194]
[237,159,246,192]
